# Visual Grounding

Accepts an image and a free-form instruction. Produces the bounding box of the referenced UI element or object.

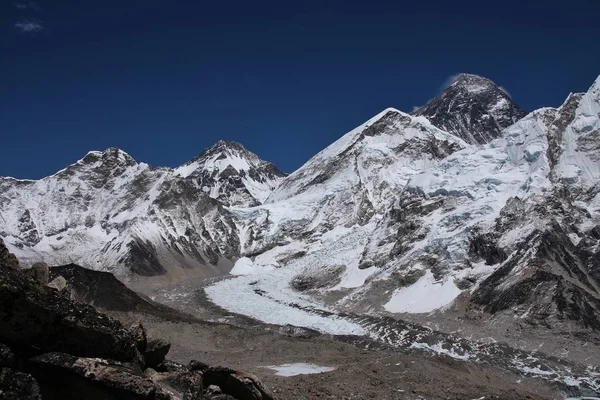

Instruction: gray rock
[47,275,68,292]
[29,263,49,285]
[0,239,19,270]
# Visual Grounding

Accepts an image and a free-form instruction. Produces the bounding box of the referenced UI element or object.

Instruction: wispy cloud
[440,73,463,91]
[499,86,512,98]
[411,99,433,113]
[14,19,44,34]
[13,1,41,11]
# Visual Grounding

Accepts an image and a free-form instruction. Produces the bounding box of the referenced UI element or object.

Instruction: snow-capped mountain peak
[413,73,527,144]
[450,73,497,93]
[175,140,286,207]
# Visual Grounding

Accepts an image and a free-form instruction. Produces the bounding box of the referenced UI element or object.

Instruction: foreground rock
[30,352,171,400]
[0,238,19,269]
[144,339,171,370]
[201,366,274,400]
[0,368,42,400]
[0,261,139,363]
[0,241,275,399]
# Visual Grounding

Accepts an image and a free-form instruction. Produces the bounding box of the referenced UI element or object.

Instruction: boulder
[130,323,148,354]
[156,359,186,373]
[144,339,171,369]
[0,266,138,363]
[149,369,204,400]
[29,263,50,285]
[29,352,170,400]
[0,344,14,369]
[0,367,41,400]
[203,366,274,400]
[47,275,68,292]
[188,360,209,372]
[0,239,19,270]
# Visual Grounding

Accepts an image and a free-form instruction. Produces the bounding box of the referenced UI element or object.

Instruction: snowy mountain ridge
[1,75,600,349]
[176,140,286,207]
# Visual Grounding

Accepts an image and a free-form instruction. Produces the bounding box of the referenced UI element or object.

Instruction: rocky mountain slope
[413,73,527,144]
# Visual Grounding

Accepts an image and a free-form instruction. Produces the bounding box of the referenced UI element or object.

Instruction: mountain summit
[175,140,286,207]
[413,73,526,144]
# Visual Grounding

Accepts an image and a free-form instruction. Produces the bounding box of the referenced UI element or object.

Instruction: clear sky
[1,0,599,179]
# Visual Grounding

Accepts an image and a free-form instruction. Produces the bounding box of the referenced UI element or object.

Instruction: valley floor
[118,276,597,400]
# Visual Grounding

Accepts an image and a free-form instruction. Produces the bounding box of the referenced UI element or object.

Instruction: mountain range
[2,73,599,345]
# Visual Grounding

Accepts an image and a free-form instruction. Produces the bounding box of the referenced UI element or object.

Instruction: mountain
[175,140,286,207]
[204,75,600,358]
[232,108,467,265]
[0,148,239,278]
[413,73,527,144]
[2,75,600,365]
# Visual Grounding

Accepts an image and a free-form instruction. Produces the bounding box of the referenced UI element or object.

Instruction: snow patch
[384,271,462,313]
[230,257,275,275]
[264,363,336,377]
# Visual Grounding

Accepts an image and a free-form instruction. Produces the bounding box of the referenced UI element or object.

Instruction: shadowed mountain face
[413,74,527,144]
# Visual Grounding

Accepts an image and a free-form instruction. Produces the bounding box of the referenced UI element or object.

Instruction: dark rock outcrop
[471,223,600,330]
[0,239,19,269]
[144,339,171,370]
[0,264,139,363]
[0,344,14,369]
[203,367,274,400]
[30,352,170,400]
[130,323,148,354]
[0,367,42,400]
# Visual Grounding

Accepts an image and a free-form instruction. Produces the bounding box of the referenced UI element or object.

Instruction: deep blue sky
[1,0,599,179]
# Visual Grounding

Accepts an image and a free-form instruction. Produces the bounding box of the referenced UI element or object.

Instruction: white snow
[205,273,365,335]
[384,271,462,313]
[264,363,336,377]
[229,257,275,275]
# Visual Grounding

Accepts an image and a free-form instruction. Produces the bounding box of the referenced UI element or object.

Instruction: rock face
[0,240,275,400]
[0,368,42,400]
[413,73,527,144]
[0,260,139,362]
[144,339,171,370]
[0,238,19,269]
[30,352,171,400]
